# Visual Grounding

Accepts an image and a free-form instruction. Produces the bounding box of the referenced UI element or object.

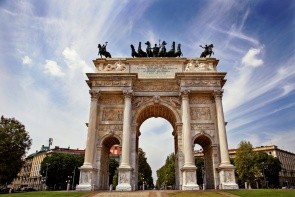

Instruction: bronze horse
[98,43,111,58]
[145,41,153,57]
[130,44,139,58]
[200,44,214,58]
[174,43,182,57]
[166,41,175,57]
[138,42,147,57]
[158,41,167,57]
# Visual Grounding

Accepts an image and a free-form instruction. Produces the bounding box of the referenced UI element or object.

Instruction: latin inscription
[131,64,182,78]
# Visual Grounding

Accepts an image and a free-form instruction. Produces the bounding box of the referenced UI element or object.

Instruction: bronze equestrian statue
[158,41,167,57]
[130,41,184,58]
[130,44,139,58]
[137,42,147,57]
[98,42,112,58]
[145,41,153,57]
[200,44,214,58]
[166,41,175,57]
[174,43,182,57]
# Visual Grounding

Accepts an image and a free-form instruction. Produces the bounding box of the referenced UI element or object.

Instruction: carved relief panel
[101,107,123,122]
[133,81,179,92]
[100,94,124,105]
[190,107,211,120]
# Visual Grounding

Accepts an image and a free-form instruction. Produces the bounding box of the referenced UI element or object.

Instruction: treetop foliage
[0,115,32,185]
[234,141,281,188]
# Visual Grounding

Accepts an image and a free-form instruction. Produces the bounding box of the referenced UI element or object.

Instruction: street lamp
[66,176,72,191]
[142,177,145,190]
[72,167,76,190]
[202,166,205,190]
[261,162,266,188]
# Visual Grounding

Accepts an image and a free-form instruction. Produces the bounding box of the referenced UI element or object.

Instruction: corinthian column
[119,90,133,168]
[181,90,195,167]
[83,90,100,168]
[213,90,231,166]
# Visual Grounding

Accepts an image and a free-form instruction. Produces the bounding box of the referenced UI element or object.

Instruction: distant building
[11,145,85,190]
[194,145,295,187]
[110,145,121,163]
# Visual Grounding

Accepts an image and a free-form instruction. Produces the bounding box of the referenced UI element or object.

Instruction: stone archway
[96,135,121,190]
[193,133,219,189]
[133,102,180,190]
[77,58,238,191]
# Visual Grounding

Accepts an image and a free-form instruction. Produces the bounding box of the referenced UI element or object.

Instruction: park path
[86,190,238,197]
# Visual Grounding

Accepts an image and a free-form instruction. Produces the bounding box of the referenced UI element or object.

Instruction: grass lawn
[0,191,91,197]
[167,191,225,197]
[227,189,295,197]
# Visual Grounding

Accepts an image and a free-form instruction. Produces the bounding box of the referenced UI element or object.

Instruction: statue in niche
[200,44,214,58]
[98,42,112,58]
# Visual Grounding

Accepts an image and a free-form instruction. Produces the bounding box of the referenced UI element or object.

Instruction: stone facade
[77,58,238,191]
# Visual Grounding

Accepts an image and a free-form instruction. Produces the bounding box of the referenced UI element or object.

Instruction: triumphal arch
[77,57,239,191]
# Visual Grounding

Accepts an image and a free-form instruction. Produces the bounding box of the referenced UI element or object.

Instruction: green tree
[195,157,204,186]
[234,141,256,188]
[255,152,281,188]
[138,148,153,188]
[156,153,175,188]
[0,116,32,185]
[109,158,119,185]
[40,153,84,190]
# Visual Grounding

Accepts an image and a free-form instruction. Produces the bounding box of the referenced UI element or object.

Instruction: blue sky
[1,0,294,181]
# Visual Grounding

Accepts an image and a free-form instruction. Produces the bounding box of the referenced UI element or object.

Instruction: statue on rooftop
[200,44,214,58]
[130,41,183,58]
[98,42,112,58]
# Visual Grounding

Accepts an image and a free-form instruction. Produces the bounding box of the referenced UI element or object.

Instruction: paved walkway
[87,190,238,197]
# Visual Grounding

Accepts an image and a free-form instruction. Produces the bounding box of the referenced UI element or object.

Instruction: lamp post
[72,167,76,190]
[142,177,145,190]
[202,166,205,190]
[261,162,266,188]
[66,176,72,191]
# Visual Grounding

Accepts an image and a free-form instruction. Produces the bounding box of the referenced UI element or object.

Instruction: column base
[181,166,199,190]
[76,166,97,191]
[116,166,133,191]
[218,164,239,190]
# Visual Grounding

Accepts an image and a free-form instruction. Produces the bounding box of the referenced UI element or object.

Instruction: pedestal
[116,167,133,191]
[76,166,97,191]
[218,165,239,189]
[181,166,199,190]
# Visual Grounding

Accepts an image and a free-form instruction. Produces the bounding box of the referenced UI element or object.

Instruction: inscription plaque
[130,64,182,78]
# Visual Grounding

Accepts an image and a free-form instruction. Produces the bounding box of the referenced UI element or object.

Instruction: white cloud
[282,83,295,96]
[22,55,32,65]
[242,47,264,67]
[43,60,64,77]
[62,47,93,73]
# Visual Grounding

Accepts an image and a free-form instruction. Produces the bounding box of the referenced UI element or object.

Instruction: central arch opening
[135,104,179,190]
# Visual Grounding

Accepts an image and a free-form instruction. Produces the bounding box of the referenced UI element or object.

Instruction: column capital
[180,90,190,99]
[89,90,100,99]
[123,90,133,98]
[213,90,224,99]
